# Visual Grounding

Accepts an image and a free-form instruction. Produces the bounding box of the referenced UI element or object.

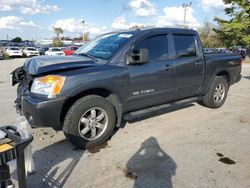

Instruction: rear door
[172,34,204,98]
[126,34,176,111]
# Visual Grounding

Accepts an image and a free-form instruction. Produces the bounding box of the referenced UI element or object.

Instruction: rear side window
[173,35,197,58]
[136,35,169,62]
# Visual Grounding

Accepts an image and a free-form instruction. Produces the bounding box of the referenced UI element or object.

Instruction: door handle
[164,64,172,71]
[194,61,202,66]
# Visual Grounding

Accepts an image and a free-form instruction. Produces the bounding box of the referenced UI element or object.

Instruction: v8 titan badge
[9,73,13,86]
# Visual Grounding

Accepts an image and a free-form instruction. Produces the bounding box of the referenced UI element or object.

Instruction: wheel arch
[215,71,230,84]
[60,88,124,129]
[202,69,231,96]
[206,70,230,93]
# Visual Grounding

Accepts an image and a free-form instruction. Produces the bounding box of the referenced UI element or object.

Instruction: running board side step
[123,96,202,121]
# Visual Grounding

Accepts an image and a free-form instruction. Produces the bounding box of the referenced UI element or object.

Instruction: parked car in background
[45,47,65,56]
[63,46,79,56]
[203,48,231,54]
[59,47,67,51]
[233,49,246,59]
[217,48,230,54]
[37,47,49,55]
[0,50,3,60]
[5,47,23,58]
[23,47,39,57]
[203,48,212,54]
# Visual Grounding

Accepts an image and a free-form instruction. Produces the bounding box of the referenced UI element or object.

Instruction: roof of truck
[113,27,198,35]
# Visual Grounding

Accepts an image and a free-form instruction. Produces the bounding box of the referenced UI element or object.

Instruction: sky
[0,0,229,40]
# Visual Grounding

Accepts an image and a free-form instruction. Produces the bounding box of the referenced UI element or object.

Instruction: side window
[135,35,169,62]
[173,35,197,58]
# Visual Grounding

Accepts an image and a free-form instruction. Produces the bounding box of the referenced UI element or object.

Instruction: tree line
[132,0,249,48]
[52,27,91,47]
[200,0,249,48]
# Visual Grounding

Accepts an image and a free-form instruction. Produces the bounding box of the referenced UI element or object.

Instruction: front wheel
[63,95,116,149]
[198,76,228,108]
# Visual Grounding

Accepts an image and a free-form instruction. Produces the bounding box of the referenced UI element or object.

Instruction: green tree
[12,37,22,42]
[198,22,223,48]
[53,27,63,38]
[52,27,64,47]
[214,0,250,47]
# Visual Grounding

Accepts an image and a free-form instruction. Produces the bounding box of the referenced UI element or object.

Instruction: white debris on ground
[15,115,35,174]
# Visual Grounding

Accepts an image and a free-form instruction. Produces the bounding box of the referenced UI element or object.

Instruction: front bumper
[26,53,39,57]
[22,95,66,130]
[9,53,23,57]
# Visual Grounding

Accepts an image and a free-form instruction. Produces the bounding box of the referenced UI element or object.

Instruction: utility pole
[81,20,85,44]
[182,2,192,28]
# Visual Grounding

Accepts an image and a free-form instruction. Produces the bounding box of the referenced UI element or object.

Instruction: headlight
[31,75,65,97]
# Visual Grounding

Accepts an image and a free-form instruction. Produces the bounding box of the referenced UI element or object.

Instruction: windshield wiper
[74,53,97,62]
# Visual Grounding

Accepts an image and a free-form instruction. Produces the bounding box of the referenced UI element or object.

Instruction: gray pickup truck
[11,28,242,149]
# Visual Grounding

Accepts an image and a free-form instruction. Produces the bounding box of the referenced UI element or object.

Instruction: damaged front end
[10,66,33,114]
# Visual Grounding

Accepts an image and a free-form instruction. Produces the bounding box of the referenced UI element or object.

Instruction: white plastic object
[15,115,35,175]
[0,129,6,139]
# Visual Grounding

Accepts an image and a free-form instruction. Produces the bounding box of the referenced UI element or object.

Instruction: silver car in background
[22,47,40,57]
[45,47,65,56]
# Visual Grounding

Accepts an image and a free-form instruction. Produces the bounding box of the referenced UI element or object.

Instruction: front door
[126,35,176,111]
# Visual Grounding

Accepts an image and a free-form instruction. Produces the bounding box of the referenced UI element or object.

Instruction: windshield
[27,48,36,51]
[51,48,61,52]
[10,47,20,50]
[75,33,133,60]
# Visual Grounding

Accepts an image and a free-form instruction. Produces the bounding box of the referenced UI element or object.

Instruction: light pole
[81,20,85,44]
[182,2,192,28]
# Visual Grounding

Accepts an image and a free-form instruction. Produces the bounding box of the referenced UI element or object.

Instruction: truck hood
[24,55,98,75]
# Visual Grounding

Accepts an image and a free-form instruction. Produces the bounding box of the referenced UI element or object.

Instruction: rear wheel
[63,95,116,149]
[198,76,228,108]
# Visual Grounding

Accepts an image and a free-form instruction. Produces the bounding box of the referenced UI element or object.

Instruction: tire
[199,76,228,108]
[63,95,116,149]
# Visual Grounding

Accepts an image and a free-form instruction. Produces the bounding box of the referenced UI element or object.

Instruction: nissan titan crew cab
[10,28,242,149]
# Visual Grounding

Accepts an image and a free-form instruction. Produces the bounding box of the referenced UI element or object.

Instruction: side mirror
[128,48,149,64]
